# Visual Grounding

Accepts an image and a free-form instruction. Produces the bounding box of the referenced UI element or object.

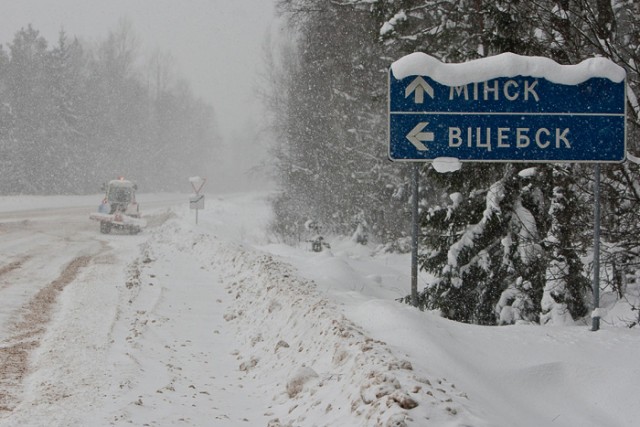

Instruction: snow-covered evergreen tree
[541,166,590,325]
[0,44,13,188]
[4,25,51,193]
[419,165,547,324]
[268,0,411,245]
[47,30,89,193]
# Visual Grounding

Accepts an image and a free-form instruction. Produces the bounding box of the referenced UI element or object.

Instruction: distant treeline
[0,22,219,194]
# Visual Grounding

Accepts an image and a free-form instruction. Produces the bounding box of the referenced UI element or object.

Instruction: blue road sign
[389,57,627,162]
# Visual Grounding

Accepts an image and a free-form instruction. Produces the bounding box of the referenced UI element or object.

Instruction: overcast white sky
[0,0,276,144]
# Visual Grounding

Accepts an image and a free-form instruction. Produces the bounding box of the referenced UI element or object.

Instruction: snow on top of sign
[391,52,626,85]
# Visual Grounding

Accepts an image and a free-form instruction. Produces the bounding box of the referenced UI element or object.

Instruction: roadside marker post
[189,176,206,225]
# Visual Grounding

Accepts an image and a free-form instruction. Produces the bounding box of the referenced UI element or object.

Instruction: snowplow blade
[90,212,147,234]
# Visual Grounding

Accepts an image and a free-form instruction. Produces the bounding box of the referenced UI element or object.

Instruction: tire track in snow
[0,256,32,291]
[0,201,177,414]
[0,255,93,412]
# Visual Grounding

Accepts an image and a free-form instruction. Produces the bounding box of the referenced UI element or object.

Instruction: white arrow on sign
[405,76,434,104]
[406,122,435,151]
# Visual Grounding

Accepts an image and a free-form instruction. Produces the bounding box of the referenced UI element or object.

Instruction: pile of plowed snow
[179,226,476,426]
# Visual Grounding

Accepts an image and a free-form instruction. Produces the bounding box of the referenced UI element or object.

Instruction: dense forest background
[0,21,219,194]
[265,0,640,325]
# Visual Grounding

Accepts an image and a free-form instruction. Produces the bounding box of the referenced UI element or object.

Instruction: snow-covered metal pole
[411,163,419,307]
[592,164,601,331]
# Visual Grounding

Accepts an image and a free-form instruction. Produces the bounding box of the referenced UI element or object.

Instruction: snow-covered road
[0,195,277,425]
[1,192,639,427]
[1,202,103,410]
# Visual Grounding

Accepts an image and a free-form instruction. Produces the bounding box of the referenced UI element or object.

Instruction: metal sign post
[411,163,419,307]
[592,164,601,331]
[388,53,626,324]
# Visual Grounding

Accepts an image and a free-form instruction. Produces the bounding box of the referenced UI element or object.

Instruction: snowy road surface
[1,192,639,426]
